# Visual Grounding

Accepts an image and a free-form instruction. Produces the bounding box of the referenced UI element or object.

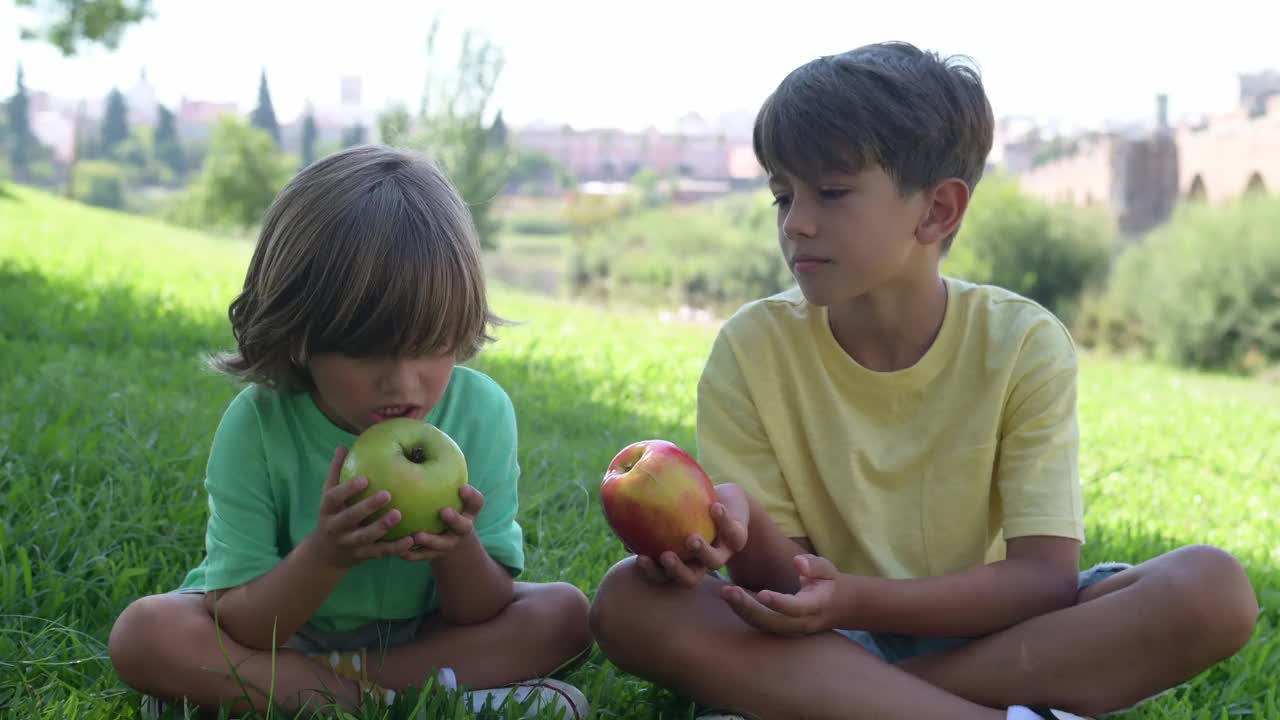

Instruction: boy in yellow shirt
[589,42,1259,720]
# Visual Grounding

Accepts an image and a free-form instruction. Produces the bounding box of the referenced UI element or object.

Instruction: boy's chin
[793,279,835,307]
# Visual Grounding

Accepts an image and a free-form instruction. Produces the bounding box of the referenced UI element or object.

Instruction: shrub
[1077,194,1280,372]
[944,173,1115,324]
[71,161,128,210]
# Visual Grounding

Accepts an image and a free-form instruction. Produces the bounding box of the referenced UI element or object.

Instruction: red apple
[599,439,718,561]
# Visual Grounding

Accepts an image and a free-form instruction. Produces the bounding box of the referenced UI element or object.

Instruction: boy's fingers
[660,552,704,587]
[404,532,456,552]
[723,586,800,635]
[687,535,728,570]
[710,504,748,552]
[439,507,474,536]
[798,554,837,580]
[459,486,485,515]
[345,509,400,547]
[324,447,348,490]
[335,489,390,529]
[635,555,669,584]
[323,476,369,515]
[362,534,414,559]
[755,589,817,618]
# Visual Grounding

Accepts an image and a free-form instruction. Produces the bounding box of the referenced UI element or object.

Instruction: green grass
[1,185,1277,719]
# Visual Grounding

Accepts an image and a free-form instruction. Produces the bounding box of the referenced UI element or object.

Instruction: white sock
[1008,708,1044,720]
[436,666,458,691]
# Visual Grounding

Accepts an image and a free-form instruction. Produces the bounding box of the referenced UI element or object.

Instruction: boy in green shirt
[108,146,592,719]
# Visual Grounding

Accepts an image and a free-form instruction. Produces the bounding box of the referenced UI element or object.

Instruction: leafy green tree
[15,0,153,56]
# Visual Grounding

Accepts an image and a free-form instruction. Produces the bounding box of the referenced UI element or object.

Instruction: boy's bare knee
[109,594,195,689]
[588,557,645,647]
[529,581,593,657]
[1174,545,1259,654]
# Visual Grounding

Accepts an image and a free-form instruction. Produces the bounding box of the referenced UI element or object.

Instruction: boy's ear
[914,178,971,247]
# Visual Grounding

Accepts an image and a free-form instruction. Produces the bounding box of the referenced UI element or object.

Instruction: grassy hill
[1,185,1276,718]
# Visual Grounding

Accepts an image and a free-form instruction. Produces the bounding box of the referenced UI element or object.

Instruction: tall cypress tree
[154,104,185,176]
[301,108,317,167]
[100,87,129,156]
[250,68,280,146]
[7,64,33,181]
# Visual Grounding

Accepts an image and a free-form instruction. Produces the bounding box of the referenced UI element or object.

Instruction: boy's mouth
[370,404,422,422]
[791,254,832,272]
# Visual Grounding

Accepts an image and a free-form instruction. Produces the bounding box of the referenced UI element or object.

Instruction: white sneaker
[435,668,590,720]
[1009,706,1094,720]
[464,678,590,719]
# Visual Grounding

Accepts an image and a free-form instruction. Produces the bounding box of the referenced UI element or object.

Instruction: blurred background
[2,0,1278,373]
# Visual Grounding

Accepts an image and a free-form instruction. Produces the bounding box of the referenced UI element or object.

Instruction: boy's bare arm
[203,536,349,651]
[430,531,515,625]
[725,486,813,594]
[205,447,419,650]
[834,535,1081,637]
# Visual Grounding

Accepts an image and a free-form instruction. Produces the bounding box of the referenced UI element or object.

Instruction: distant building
[511,115,764,200]
[1003,72,1280,239]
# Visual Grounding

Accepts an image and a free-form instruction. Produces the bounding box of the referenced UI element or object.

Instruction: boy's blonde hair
[210,145,498,391]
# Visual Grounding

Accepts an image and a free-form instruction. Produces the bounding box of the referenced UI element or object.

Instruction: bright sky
[1,0,1277,133]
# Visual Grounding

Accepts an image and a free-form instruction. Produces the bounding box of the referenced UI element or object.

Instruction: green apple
[339,418,468,539]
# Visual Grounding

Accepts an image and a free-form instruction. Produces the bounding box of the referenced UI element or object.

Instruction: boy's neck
[826,270,948,373]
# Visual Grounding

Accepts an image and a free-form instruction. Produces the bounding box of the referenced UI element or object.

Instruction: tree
[15,0,153,56]
[7,64,34,182]
[402,18,514,249]
[100,87,129,157]
[190,115,294,228]
[300,108,318,168]
[153,104,184,178]
[378,102,411,146]
[341,124,366,148]
[250,68,280,146]
[489,109,507,147]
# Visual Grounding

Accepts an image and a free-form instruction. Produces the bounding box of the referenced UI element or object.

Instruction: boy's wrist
[298,532,353,578]
[831,572,871,629]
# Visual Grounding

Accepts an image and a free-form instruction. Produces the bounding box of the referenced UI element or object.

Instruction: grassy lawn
[1,185,1277,719]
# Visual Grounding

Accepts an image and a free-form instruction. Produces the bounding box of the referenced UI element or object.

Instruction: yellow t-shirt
[695,277,1084,580]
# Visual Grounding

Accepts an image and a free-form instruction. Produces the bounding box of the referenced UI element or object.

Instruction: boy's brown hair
[753,41,995,250]
[209,144,498,391]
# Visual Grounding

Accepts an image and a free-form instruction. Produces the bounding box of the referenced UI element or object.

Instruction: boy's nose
[379,358,420,394]
[781,205,817,241]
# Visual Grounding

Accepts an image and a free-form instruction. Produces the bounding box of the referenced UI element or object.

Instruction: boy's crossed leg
[109,581,593,717]
[897,545,1257,717]
[589,544,1258,720]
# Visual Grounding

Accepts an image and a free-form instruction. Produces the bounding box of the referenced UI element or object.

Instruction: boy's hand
[723,554,840,636]
[311,447,419,569]
[635,483,750,587]
[397,485,485,562]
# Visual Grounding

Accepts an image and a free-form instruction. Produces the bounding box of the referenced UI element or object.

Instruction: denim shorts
[837,562,1133,663]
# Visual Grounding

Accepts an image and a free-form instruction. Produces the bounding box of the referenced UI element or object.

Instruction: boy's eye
[819,188,850,200]
[771,194,792,208]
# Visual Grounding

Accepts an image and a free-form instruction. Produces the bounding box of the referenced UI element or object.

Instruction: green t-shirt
[178,366,525,632]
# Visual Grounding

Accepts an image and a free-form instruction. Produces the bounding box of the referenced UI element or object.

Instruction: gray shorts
[170,588,424,654]
[836,562,1133,663]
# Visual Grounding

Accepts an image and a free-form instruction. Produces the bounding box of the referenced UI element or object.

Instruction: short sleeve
[464,389,525,576]
[696,329,805,537]
[997,320,1086,543]
[201,393,284,591]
